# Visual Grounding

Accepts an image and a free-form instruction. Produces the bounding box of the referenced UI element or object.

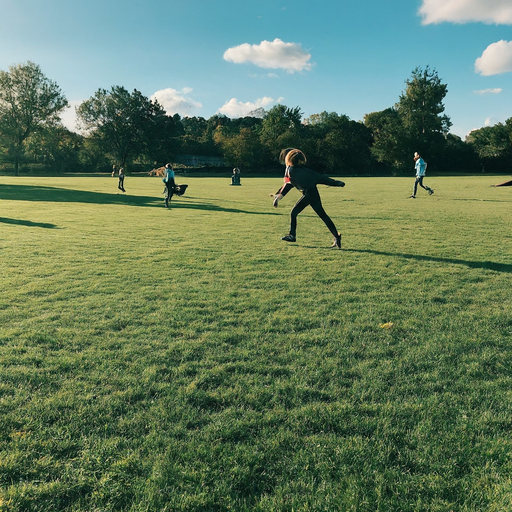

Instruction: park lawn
[0,174,511,511]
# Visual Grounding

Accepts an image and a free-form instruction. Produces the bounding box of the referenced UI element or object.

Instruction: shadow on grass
[348,248,512,274]
[0,217,59,229]
[0,184,277,215]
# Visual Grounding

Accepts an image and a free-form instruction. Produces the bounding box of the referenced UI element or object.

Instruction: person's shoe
[409,195,416,198]
[428,188,434,195]
[337,181,345,187]
[331,233,342,249]
[281,234,296,242]
[273,193,283,208]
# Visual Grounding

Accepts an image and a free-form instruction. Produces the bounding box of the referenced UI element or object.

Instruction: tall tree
[396,66,451,160]
[76,86,167,168]
[0,61,68,175]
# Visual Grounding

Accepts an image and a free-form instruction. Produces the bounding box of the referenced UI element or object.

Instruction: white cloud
[216,96,275,118]
[59,100,83,133]
[475,40,512,75]
[485,117,499,126]
[151,87,202,116]
[223,38,313,73]
[419,0,512,25]
[474,88,503,94]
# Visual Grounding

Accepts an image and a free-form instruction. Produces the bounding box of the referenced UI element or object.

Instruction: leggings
[289,186,338,238]
[413,176,430,195]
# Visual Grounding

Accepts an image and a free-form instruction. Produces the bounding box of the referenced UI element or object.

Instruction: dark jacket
[287,166,344,192]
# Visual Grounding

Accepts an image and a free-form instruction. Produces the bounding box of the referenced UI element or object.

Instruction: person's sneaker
[273,193,283,208]
[336,180,345,187]
[428,188,434,195]
[281,234,296,242]
[331,233,342,249]
[409,195,416,198]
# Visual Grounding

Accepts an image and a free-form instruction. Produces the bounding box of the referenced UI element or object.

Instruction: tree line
[1,62,511,176]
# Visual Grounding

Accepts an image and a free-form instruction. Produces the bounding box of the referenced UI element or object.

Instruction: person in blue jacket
[163,163,175,208]
[410,152,434,198]
[279,149,345,249]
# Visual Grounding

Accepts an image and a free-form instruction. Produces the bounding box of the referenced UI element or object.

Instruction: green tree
[76,86,167,169]
[260,105,303,159]
[213,126,263,168]
[306,112,373,173]
[396,66,451,161]
[0,61,68,175]
[25,126,83,173]
[364,108,408,169]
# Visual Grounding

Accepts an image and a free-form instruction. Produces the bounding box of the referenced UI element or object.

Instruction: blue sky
[1,0,512,138]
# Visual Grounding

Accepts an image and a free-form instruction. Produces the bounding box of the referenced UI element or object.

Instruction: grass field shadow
[349,248,512,273]
[0,217,59,229]
[0,184,277,215]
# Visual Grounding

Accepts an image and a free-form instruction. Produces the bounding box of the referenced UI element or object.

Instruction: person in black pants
[279,149,345,249]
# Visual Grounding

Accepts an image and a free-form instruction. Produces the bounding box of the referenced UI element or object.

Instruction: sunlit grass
[1,174,511,511]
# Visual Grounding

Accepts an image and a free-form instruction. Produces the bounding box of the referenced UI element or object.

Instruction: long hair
[284,149,307,167]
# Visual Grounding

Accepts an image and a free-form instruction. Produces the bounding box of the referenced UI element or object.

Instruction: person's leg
[412,177,420,196]
[286,193,310,239]
[308,188,339,238]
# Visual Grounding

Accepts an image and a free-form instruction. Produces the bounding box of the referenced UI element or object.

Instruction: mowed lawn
[1,174,511,511]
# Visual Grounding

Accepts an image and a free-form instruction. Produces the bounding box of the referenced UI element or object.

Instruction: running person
[410,152,434,198]
[280,149,345,249]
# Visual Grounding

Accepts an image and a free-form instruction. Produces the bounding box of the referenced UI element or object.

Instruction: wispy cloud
[475,40,512,75]
[151,87,202,116]
[216,96,276,118]
[223,38,313,73]
[474,88,503,94]
[419,0,512,25]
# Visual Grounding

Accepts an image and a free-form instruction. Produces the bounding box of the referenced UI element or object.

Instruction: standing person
[118,167,126,192]
[112,164,117,177]
[409,152,434,198]
[163,163,175,208]
[279,149,345,249]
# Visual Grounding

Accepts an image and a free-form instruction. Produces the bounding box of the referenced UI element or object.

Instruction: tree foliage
[0,61,68,174]
[4,61,512,175]
[76,86,168,168]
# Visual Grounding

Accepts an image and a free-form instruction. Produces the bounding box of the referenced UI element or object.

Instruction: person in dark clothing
[118,168,126,192]
[279,149,345,249]
[163,163,175,208]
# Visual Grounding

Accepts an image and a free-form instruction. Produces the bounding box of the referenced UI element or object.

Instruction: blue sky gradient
[1,0,512,138]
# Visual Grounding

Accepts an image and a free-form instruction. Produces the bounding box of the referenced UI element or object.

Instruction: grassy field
[1,174,511,511]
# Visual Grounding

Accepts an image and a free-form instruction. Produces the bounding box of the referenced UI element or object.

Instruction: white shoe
[273,194,283,208]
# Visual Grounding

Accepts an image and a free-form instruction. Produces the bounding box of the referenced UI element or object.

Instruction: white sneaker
[273,194,283,208]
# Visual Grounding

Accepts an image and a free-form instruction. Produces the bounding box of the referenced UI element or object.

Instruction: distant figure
[278,148,345,249]
[231,167,241,185]
[409,152,434,198]
[163,163,175,208]
[112,164,117,177]
[118,168,126,192]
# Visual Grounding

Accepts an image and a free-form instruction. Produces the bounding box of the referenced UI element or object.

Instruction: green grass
[1,174,511,511]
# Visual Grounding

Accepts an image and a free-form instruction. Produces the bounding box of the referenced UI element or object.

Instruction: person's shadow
[346,248,512,274]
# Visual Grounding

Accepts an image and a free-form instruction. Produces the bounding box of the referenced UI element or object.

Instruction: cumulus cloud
[151,87,202,116]
[216,96,276,118]
[475,40,512,75]
[419,0,512,25]
[474,88,503,94]
[223,38,313,73]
